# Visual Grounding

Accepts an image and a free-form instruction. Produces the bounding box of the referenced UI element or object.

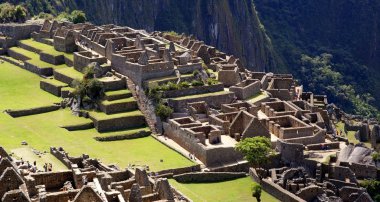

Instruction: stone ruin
[0,146,188,202]
[0,19,378,201]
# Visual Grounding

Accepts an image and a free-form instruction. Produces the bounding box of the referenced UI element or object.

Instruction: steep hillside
[2,0,278,72]
[254,0,380,115]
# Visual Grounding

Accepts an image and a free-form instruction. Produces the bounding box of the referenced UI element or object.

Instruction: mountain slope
[4,0,278,72]
[254,0,380,114]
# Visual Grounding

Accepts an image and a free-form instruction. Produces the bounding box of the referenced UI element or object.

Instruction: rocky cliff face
[5,0,277,72]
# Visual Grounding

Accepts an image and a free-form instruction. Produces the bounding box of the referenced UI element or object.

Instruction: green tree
[70,10,86,24]
[14,5,27,22]
[155,103,173,120]
[359,180,380,202]
[252,184,262,202]
[300,53,378,118]
[235,136,273,168]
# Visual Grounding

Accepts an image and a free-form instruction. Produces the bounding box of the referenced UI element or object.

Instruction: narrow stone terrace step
[99,97,138,114]
[88,110,146,132]
[104,89,132,101]
[40,78,68,97]
[54,67,83,85]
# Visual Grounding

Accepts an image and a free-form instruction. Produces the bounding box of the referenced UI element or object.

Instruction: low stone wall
[173,172,246,183]
[18,41,42,54]
[30,171,73,190]
[40,52,65,65]
[155,164,201,176]
[209,161,250,172]
[61,122,94,131]
[99,100,137,115]
[94,130,151,141]
[40,80,67,96]
[177,63,202,74]
[0,23,41,40]
[7,48,30,61]
[54,70,75,85]
[306,142,340,150]
[6,105,60,118]
[340,162,378,179]
[101,78,126,91]
[162,84,224,98]
[249,168,306,202]
[35,37,54,46]
[65,56,73,67]
[267,89,292,101]
[90,114,146,132]
[0,55,23,68]
[343,120,362,132]
[168,92,235,113]
[44,190,79,202]
[24,61,53,76]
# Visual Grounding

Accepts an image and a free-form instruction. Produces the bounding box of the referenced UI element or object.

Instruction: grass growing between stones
[247,91,269,103]
[12,147,68,171]
[0,61,195,171]
[169,177,278,202]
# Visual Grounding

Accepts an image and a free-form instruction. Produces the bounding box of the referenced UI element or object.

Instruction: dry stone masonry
[0,20,379,201]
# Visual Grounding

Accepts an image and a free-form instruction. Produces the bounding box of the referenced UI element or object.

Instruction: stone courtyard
[0,20,379,202]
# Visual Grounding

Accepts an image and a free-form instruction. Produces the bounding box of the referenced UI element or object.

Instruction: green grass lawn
[19,39,73,59]
[12,147,68,171]
[169,177,278,202]
[0,61,61,110]
[247,91,269,103]
[9,46,69,69]
[54,67,84,81]
[335,122,372,147]
[0,61,195,171]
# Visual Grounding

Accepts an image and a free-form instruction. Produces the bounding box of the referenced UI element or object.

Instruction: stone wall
[168,92,235,113]
[229,79,261,100]
[340,162,378,179]
[73,51,107,72]
[177,63,202,74]
[173,172,246,183]
[7,48,30,61]
[0,23,41,40]
[163,122,244,167]
[99,100,137,115]
[5,105,60,118]
[90,114,146,132]
[24,61,53,76]
[94,130,151,141]
[40,52,65,65]
[40,80,67,97]
[155,165,201,176]
[161,84,224,98]
[249,169,306,202]
[29,171,73,190]
[43,190,79,202]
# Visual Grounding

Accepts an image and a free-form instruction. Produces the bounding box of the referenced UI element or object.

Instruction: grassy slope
[169,177,278,202]
[0,61,194,171]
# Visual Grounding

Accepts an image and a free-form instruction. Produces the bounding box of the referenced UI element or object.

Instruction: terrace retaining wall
[6,105,60,117]
[161,84,224,98]
[173,172,246,183]
[24,61,53,76]
[90,114,146,132]
[40,52,65,65]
